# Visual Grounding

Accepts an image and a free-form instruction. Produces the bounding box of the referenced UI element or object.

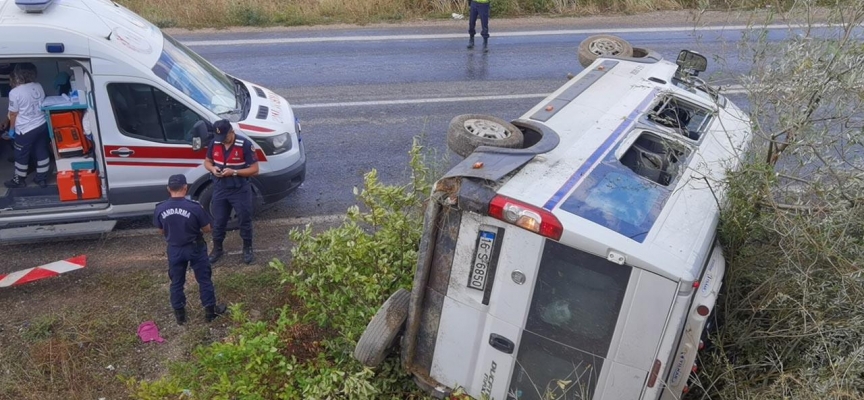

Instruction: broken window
[620,131,690,186]
[647,95,713,141]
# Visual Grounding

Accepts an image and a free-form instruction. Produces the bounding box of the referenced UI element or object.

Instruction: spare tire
[447,114,524,158]
[577,34,634,68]
[353,288,411,368]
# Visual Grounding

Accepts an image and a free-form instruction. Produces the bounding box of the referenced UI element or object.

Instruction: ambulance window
[107,83,203,144]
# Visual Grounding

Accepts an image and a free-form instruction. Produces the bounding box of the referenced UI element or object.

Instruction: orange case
[57,170,101,202]
[51,111,91,158]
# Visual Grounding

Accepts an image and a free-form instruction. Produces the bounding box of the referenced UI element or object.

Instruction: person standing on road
[2,63,51,189]
[467,0,491,53]
[154,174,227,325]
[203,119,259,265]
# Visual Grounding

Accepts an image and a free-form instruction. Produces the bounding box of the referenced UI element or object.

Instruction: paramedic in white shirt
[0,63,50,189]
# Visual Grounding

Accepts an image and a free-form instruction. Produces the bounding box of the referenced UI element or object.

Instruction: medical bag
[57,170,101,202]
[50,110,91,158]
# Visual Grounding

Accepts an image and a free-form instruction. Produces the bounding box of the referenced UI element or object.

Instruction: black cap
[213,119,233,142]
[168,174,187,190]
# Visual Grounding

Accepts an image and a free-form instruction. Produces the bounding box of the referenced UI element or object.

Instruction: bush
[690,1,864,399]
[126,138,441,399]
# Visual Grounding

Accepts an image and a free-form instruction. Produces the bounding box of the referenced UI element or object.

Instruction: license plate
[468,229,496,291]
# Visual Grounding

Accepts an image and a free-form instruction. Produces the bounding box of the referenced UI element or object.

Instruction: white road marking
[292,85,747,109]
[182,23,833,46]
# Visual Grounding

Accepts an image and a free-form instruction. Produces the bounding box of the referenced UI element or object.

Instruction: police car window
[107,83,202,144]
[646,95,713,141]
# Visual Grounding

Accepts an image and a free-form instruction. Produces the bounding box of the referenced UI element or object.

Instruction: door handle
[489,333,515,354]
[110,148,134,157]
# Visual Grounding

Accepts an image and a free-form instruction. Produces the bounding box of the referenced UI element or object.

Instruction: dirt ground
[0,219,337,399]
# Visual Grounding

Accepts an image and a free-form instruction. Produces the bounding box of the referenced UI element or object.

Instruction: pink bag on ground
[137,321,165,343]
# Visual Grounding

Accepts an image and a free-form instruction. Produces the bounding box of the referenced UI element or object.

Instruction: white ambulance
[0,0,306,242]
[354,36,753,400]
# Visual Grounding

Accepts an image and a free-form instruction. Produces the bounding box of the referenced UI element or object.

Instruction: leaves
[128,137,439,399]
[697,2,864,399]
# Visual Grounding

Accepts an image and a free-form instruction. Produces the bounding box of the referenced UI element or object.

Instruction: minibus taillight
[489,195,563,240]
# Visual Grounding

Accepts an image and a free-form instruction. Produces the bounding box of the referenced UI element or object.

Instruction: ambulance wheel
[447,114,524,158]
[353,288,411,368]
[577,34,633,68]
[196,184,244,231]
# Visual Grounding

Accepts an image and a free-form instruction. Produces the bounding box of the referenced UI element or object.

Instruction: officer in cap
[203,119,259,265]
[154,174,227,325]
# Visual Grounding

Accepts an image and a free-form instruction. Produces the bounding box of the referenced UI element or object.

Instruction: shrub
[690,1,864,399]
[126,138,440,399]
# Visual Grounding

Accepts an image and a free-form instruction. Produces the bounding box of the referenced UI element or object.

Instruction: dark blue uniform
[469,0,490,40]
[206,135,257,246]
[153,197,216,311]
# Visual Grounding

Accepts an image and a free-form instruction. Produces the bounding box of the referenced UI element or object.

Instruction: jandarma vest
[210,138,251,189]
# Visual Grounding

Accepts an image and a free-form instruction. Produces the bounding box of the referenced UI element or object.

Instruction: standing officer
[203,119,259,265]
[154,174,227,325]
[467,0,491,53]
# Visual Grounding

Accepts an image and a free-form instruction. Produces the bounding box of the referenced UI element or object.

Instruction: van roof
[0,0,163,69]
[491,57,751,281]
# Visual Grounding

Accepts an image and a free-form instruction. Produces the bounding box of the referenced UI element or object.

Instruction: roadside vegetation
[690,1,864,399]
[126,138,445,399]
[118,0,842,29]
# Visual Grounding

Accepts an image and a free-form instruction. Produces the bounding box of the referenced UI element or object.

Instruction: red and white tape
[0,255,87,288]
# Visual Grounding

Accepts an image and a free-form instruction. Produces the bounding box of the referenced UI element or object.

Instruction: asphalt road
[2,12,850,272]
[172,17,805,221]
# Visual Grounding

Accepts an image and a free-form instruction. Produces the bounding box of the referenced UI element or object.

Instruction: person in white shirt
[0,63,50,188]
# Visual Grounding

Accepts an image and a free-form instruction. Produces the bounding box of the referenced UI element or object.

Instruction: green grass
[0,266,296,399]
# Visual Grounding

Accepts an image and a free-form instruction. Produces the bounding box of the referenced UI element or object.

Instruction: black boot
[467,36,475,49]
[173,308,187,325]
[483,38,488,53]
[4,176,24,189]
[204,304,227,322]
[242,240,254,264]
[209,242,224,264]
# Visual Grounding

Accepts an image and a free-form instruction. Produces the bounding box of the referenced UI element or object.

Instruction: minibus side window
[107,83,204,144]
[647,95,713,141]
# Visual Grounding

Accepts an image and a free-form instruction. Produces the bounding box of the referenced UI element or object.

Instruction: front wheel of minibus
[353,288,411,368]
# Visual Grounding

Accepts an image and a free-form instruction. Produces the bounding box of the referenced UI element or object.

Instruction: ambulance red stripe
[103,146,268,161]
[238,123,274,133]
[106,161,202,168]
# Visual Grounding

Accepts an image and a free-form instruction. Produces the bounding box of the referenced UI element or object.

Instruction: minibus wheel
[353,288,411,368]
[447,114,524,158]
[577,34,634,68]
[632,47,650,58]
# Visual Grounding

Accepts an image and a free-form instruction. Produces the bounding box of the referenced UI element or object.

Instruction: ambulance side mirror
[191,120,214,151]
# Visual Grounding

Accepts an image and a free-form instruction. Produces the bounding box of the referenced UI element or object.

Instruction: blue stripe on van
[542,88,661,211]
